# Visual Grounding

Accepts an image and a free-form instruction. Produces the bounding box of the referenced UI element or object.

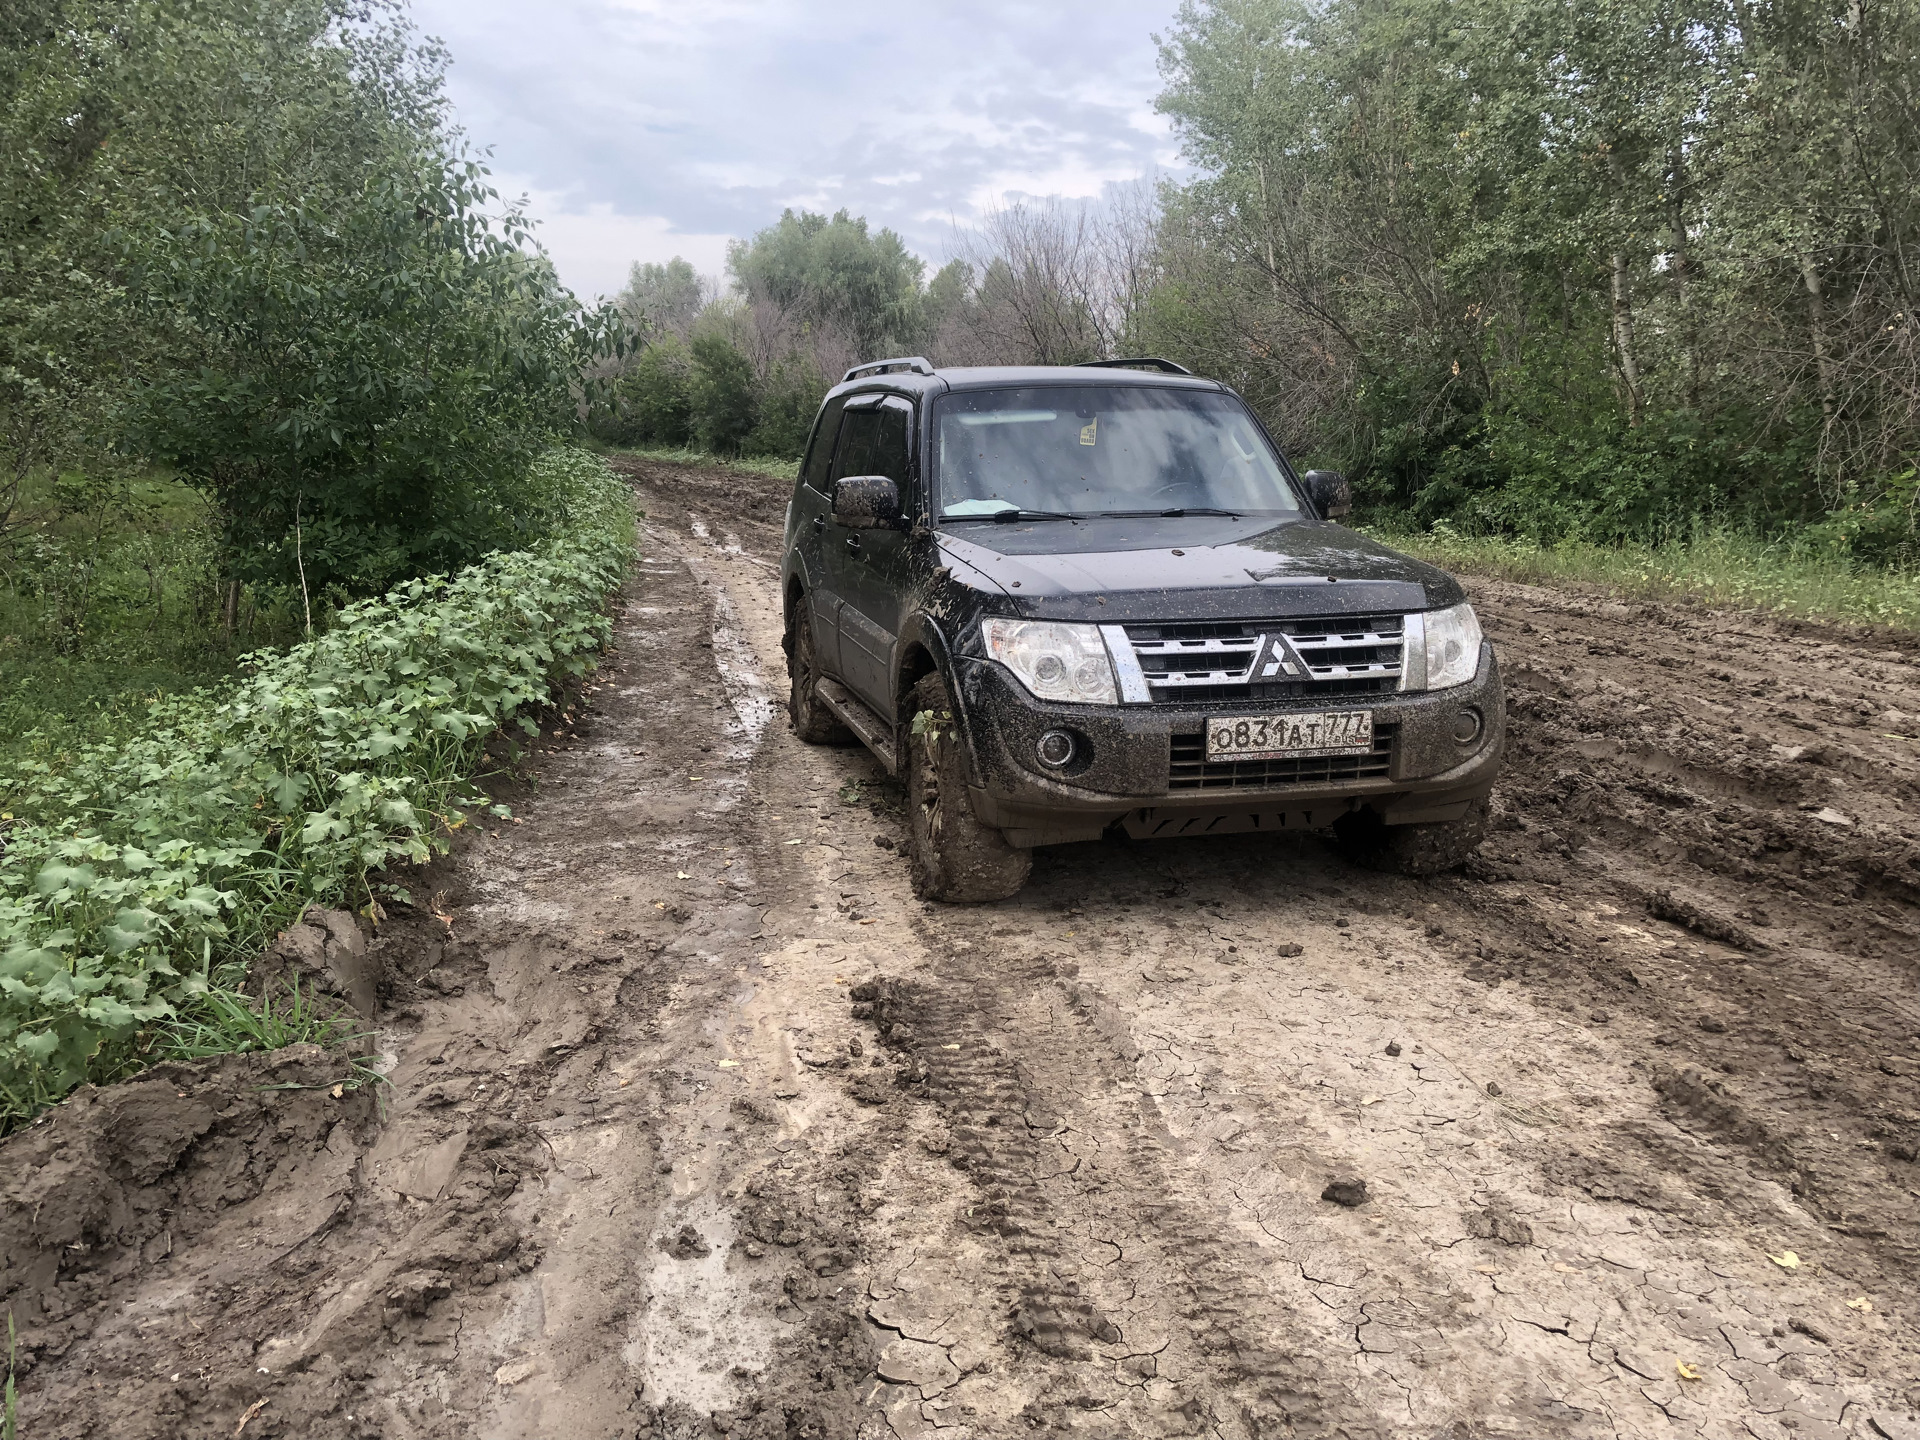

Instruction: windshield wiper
[1098,507,1243,519]
[941,508,1083,523]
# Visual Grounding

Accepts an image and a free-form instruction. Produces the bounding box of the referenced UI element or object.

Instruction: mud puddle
[3,457,1916,1440]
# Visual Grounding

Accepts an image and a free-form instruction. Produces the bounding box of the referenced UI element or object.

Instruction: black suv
[780,357,1504,901]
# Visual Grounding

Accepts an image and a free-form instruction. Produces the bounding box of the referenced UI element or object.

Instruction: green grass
[148,980,362,1063]
[1367,520,1920,631]
[601,442,798,481]
[0,469,303,767]
[132,979,388,1099]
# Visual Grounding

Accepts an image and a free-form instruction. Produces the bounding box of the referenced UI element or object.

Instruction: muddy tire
[785,597,853,745]
[905,672,1031,902]
[1335,796,1491,876]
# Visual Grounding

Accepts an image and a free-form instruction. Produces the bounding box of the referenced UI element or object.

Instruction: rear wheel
[1335,796,1491,876]
[905,673,1031,902]
[786,597,852,745]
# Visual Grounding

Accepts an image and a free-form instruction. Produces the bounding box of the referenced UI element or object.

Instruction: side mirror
[1304,469,1351,520]
[832,475,901,529]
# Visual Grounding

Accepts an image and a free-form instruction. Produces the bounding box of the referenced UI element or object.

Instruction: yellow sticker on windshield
[1079,418,1097,446]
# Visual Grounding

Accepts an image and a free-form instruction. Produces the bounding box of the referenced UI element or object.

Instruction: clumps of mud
[0,1033,563,1439]
[1,1046,372,1383]
[253,906,385,1020]
[1642,886,1764,952]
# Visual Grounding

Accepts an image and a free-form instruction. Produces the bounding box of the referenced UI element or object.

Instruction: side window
[832,400,912,490]
[802,398,846,493]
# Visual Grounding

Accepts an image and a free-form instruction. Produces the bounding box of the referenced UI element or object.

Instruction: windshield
[931,386,1301,520]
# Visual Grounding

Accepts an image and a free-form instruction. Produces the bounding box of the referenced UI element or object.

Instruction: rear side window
[832,401,912,487]
[801,398,846,493]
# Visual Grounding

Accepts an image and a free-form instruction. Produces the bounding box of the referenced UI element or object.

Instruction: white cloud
[411,0,1187,295]
[501,183,732,302]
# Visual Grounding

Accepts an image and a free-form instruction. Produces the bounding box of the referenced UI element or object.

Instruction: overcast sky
[406,0,1186,301]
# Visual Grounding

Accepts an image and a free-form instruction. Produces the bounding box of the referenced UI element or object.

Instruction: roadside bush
[592,337,694,447]
[627,337,696,446]
[2,0,615,602]
[0,449,635,1126]
[689,333,758,455]
[748,355,828,460]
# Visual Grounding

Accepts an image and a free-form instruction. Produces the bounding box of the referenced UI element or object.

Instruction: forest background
[595,0,1920,579]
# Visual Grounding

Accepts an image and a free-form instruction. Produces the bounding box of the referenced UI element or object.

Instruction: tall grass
[0,470,305,769]
[601,442,798,482]
[1370,520,1920,631]
[148,980,361,1062]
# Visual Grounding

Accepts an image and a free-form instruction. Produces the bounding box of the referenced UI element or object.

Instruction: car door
[826,394,917,711]
[793,396,848,678]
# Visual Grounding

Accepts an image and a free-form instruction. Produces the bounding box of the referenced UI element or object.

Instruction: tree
[1144,0,1920,552]
[0,0,610,599]
[624,336,695,445]
[728,209,927,362]
[938,188,1164,366]
[618,257,705,340]
[690,332,757,454]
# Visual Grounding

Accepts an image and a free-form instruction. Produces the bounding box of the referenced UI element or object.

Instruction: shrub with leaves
[0,449,635,1125]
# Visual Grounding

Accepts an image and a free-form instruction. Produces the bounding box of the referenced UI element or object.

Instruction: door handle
[812,515,825,531]
[845,534,862,553]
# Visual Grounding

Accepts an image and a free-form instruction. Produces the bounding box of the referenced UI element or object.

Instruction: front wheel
[786,597,853,745]
[905,673,1031,902]
[1334,796,1491,876]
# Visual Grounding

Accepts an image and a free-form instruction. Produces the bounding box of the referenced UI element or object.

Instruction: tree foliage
[728,208,927,361]
[586,203,1108,461]
[1147,0,1920,556]
[1,0,611,595]
[618,256,706,339]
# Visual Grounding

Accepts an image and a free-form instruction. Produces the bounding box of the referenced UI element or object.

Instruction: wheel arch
[893,613,990,790]
[781,560,812,655]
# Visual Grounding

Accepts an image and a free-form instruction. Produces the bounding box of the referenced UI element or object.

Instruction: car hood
[935,515,1462,623]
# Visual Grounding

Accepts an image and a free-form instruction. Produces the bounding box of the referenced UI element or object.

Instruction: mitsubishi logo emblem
[1254,633,1313,679]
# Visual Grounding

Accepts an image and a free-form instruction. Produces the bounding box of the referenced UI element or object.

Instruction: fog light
[1453,708,1484,745]
[1037,729,1076,767]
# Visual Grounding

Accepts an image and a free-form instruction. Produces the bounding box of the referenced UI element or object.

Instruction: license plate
[1204,710,1374,761]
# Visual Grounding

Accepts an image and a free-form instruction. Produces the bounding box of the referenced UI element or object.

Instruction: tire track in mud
[1454,583,1920,1291]
[859,955,1381,1438]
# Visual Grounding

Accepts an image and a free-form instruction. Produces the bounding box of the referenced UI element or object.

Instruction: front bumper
[953,644,1505,847]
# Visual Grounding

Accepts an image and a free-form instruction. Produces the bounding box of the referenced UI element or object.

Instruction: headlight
[1405,602,1483,691]
[983,619,1119,704]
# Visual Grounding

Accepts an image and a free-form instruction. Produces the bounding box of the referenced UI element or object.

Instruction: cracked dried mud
[4,457,1919,1440]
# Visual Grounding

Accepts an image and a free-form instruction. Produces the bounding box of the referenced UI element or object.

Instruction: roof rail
[842,356,936,383]
[1077,357,1194,375]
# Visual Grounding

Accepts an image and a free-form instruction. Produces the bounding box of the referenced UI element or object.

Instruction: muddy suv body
[780,357,1505,900]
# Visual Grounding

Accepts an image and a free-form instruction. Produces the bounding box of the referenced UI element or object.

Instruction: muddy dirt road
[5,457,1920,1440]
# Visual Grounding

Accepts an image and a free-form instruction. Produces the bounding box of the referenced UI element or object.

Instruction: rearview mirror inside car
[833,475,902,529]
[1304,469,1351,519]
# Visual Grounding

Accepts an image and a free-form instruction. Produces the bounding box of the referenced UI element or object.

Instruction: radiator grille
[1124,616,1403,703]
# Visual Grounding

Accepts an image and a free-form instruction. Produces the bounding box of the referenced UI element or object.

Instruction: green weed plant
[0,450,635,1127]
[151,979,361,1062]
